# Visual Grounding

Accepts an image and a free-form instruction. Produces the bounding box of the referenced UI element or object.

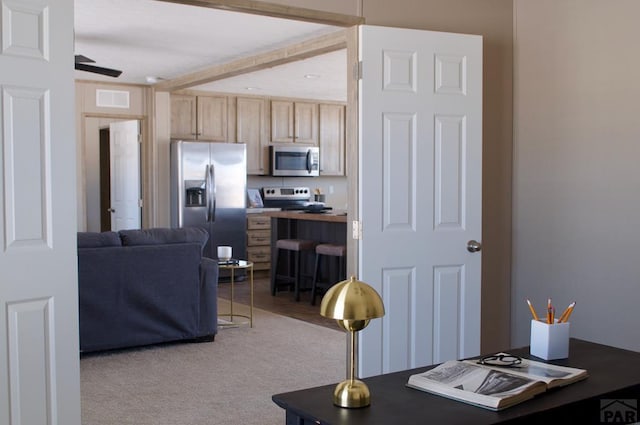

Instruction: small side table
[218,259,254,327]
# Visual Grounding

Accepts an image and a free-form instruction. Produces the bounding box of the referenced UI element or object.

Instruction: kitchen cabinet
[271,100,318,145]
[171,94,228,141]
[318,103,345,176]
[247,213,272,274]
[236,97,269,175]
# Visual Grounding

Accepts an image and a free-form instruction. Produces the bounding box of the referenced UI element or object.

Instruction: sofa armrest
[199,257,219,336]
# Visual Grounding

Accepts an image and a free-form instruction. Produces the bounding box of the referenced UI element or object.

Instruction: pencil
[547,298,553,324]
[558,302,576,323]
[526,299,539,321]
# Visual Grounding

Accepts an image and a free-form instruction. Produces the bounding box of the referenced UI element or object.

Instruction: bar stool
[310,243,347,306]
[271,239,318,301]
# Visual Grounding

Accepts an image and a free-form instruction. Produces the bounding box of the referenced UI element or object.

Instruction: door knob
[467,240,482,253]
[107,208,116,213]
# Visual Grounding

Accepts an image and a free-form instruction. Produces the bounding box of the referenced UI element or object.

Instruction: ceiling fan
[74,55,122,78]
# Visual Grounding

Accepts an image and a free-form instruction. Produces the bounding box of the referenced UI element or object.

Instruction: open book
[406,353,588,411]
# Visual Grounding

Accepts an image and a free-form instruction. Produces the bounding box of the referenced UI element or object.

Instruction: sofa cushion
[77,231,122,248]
[119,227,208,248]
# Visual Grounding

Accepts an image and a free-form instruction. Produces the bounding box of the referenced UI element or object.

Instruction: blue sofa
[77,228,218,352]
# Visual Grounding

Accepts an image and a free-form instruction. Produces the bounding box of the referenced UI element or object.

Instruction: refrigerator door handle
[209,162,217,222]
[205,164,212,222]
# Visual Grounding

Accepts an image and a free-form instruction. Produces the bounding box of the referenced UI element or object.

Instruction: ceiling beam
[156,0,364,27]
[154,29,347,92]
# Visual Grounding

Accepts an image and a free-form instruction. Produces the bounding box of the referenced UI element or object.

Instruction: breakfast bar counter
[265,210,348,224]
[268,210,348,292]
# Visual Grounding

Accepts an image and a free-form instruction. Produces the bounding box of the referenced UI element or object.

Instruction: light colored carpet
[81,300,345,425]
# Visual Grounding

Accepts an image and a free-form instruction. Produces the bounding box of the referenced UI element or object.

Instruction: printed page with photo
[463,353,588,389]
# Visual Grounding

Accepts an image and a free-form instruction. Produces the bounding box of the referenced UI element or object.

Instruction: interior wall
[361,0,514,353]
[512,0,640,351]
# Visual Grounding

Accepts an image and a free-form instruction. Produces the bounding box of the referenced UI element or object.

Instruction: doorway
[98,127,110,231]
[84,117,142,231]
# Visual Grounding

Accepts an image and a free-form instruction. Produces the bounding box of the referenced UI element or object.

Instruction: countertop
[246,207,282,214]
[265,210,347,223]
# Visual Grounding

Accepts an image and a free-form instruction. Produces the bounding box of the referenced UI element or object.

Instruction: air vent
[96,89,130,109]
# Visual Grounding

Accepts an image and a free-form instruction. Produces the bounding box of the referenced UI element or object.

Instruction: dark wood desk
[273,339,640,424]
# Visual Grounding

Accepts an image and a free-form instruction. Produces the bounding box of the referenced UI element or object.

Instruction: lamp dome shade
[320,276,385,321]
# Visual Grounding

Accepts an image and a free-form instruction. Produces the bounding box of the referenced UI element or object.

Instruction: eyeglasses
[476,354,523,368]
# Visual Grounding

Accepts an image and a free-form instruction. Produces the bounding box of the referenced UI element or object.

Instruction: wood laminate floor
[217,274,339,330]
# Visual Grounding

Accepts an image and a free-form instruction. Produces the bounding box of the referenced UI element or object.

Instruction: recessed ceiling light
[145,76,164,84]
[304,74,320,79]
[245,86,260,91]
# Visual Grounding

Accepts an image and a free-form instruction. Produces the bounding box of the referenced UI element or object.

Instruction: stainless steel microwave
[270,145,319,177]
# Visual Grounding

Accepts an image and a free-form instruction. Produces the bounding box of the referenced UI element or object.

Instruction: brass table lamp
[320,276,385,408]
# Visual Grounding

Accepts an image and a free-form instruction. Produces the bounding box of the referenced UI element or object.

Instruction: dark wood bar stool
[310,243,347,306]
[271,239,318,301]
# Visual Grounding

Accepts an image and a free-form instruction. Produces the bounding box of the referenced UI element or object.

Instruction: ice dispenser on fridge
[185,181,205,207]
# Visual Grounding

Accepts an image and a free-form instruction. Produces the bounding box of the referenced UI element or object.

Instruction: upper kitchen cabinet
[319,103,345,176]
[171,93,228,141]
[236,97,269,175]
[271,100,318,145]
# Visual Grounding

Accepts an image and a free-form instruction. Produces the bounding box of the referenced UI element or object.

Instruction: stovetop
[261,186,331,212]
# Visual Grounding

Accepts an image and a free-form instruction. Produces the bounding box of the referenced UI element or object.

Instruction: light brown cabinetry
[318,103,345,176]
[170,93,345,176]
[171,94,228,141]
[247,213,271,273]
[236,97,269,175]
[271,100,318,145]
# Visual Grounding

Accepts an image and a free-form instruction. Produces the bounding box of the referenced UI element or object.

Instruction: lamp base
[333,379,371,408]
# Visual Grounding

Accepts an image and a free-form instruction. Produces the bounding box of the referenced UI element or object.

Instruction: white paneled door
[358,25,483,377]
[0,0,81,424]
[109,120,141,230]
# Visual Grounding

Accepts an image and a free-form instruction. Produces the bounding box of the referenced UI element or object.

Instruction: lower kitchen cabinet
[247,213,271,276]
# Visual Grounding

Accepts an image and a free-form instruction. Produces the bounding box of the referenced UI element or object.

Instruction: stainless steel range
[261,187,312,210]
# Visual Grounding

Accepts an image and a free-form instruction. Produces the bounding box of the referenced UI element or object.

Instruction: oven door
[270,146,319,177]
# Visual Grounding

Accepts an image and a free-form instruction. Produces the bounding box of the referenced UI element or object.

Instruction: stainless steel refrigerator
[170,140,247,262]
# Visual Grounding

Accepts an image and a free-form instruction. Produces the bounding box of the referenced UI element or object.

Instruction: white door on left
[110,119,141,230]
[0,0,81,424]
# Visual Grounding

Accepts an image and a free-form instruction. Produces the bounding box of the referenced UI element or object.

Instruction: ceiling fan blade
[75,54,95,64]
[75,63,122,78]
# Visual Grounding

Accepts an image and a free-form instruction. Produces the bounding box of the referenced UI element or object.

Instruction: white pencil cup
[217,246,232,261]
[530,319,570,360]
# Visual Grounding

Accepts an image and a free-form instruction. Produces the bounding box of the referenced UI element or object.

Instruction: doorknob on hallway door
[467,240,482,253]
[107,208,116,213]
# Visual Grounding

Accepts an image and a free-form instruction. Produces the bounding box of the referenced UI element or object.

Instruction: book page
[415,361,537,398]
[463,353,588,387]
